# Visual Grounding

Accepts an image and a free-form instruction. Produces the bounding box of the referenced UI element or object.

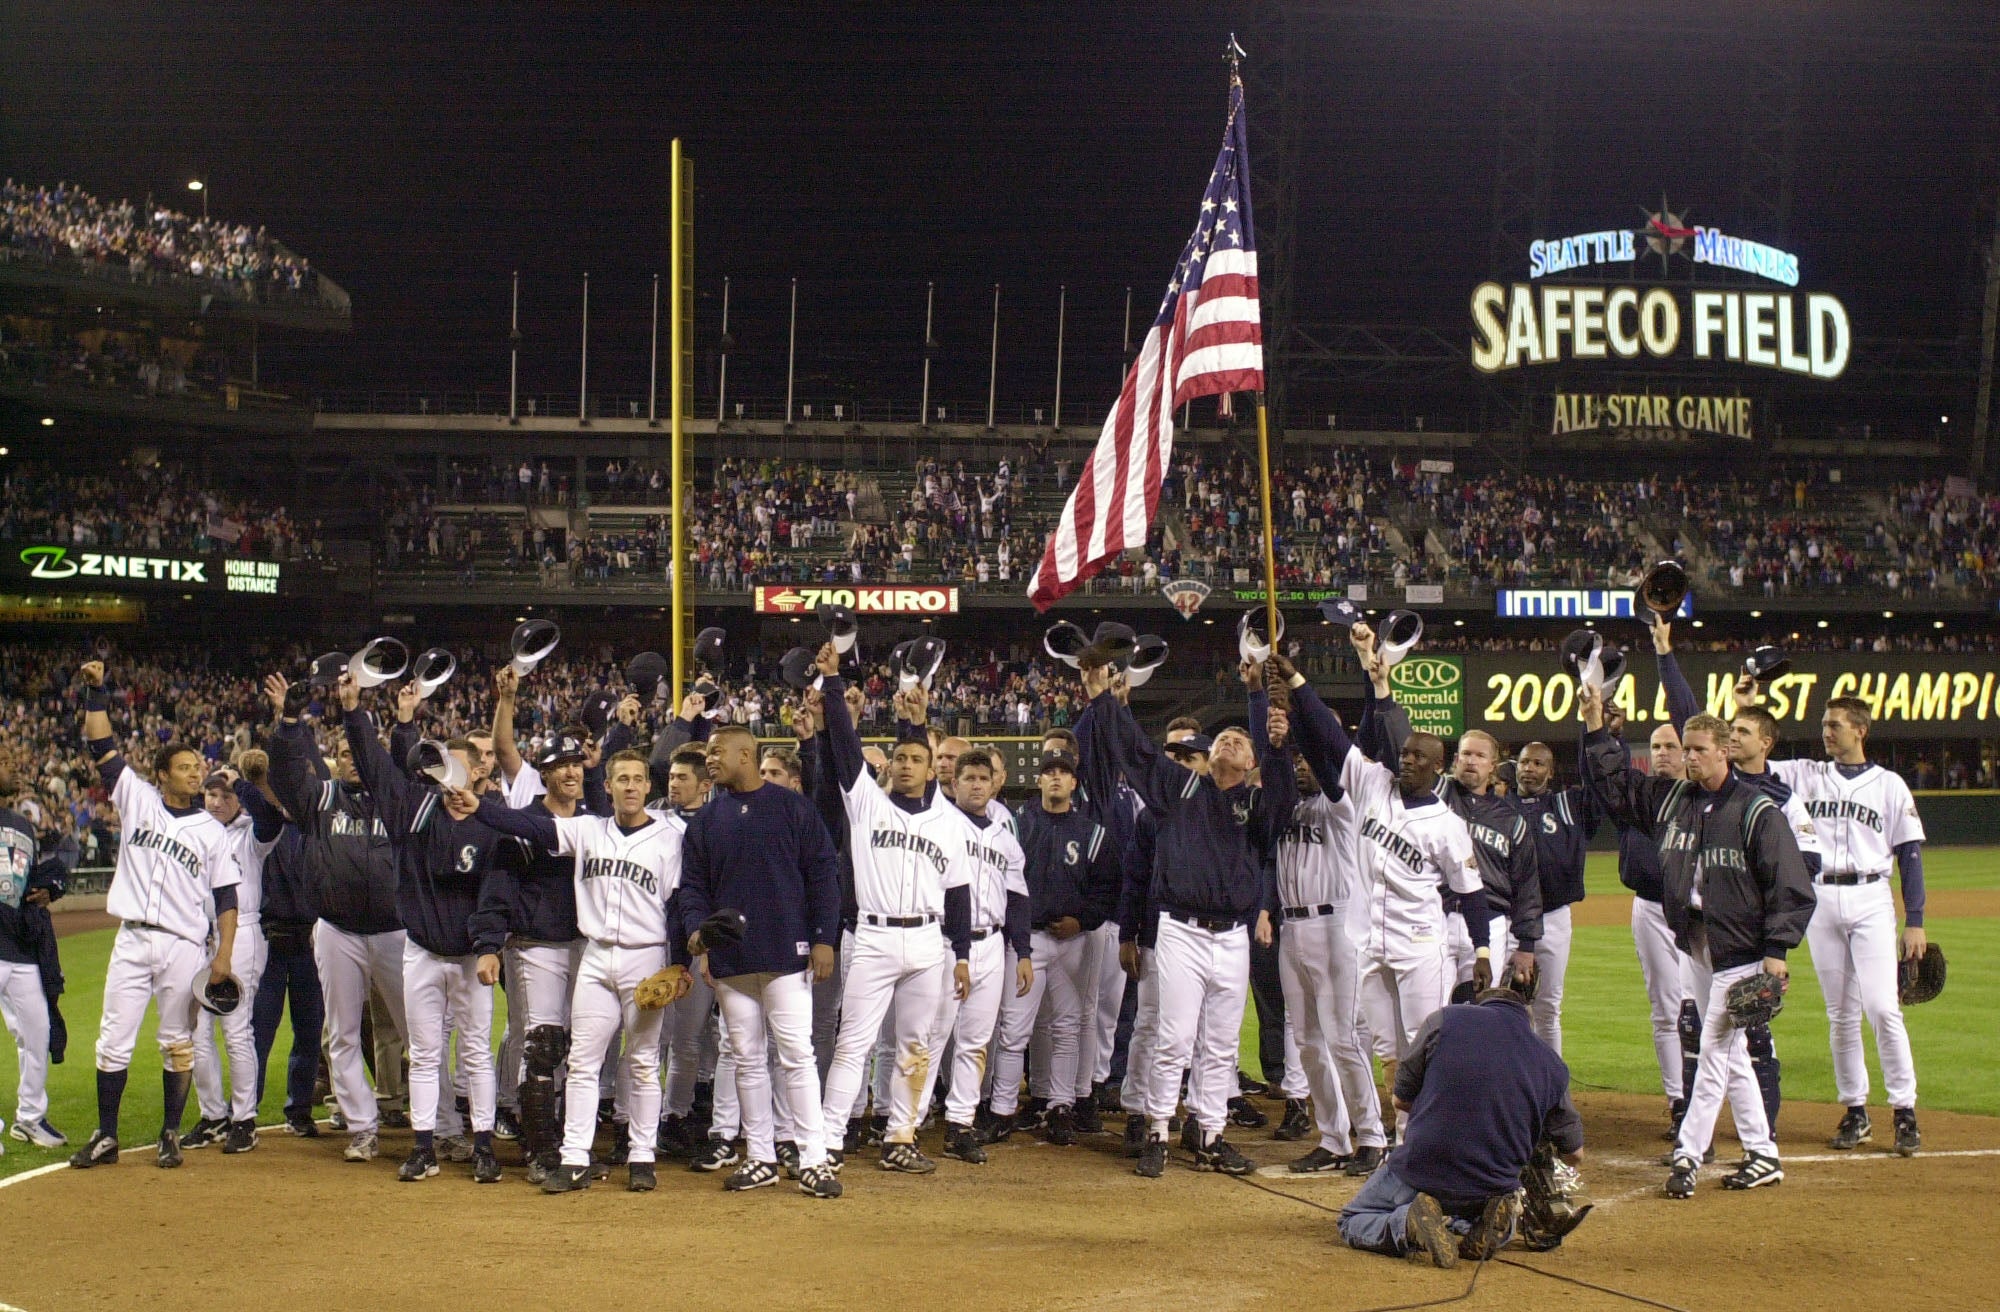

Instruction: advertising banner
[752,584,960,616]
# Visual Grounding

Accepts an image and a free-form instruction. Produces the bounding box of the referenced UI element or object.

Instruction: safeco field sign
[1389,656,1464,739]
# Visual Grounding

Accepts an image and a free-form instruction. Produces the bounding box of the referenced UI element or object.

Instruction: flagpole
[1228,37,1281,645]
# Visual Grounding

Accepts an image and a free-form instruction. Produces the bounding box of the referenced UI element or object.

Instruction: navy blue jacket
[1511,783,1601,912]
[1394,997,1582,1203]
[269,717,401,935]
[798,733,859,931]
[679,781,841,977]
[1014,799,1121,931]
[344,709,507,958]
[1596,652,1698,903]
[1117,808,1161,946]
[471,795,585,946]
[257,824,318,931]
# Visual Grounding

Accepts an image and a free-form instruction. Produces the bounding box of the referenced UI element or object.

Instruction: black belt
[1163,909,1245,933]
[861,913,937,928]
[1283,904,1337,921]
[1817,872,1887,886]
[968,926,1002,941]
[122,920,169,933]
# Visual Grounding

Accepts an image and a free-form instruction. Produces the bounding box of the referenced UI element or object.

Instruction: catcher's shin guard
[1676,998,1701,1108]
[521,1025,571,1167]
[1746,1021,1781,1131]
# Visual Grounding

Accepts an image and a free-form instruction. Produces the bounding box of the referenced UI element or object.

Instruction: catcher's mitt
[634,965,691,1011]
[1724,970,1785,1028]
[696,908,747,951]
[1898,942,1946,1005]
[1517,1139,1592,1252]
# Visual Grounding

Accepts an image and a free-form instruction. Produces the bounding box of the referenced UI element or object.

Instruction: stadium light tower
[187,178,206,221]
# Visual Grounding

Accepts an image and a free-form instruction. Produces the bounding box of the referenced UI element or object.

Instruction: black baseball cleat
[1458,1192,1522,1262]
[1194,1137,1254,1176]
[156,1130,183,1169]
[880,1142,937,1174]
[776,1140,801,1179]
[472,1144,502,1183]
[181,1117,227,1150]
[1665,1097,1688,1141]
[825,1148,845,1174]
[1227,1096,1269,1130]
[1659,1145,1717,1166]
[604,1120,631,1167]
[1135,1135,1168,1179]
[526,1155,553,1186]
[944,1124,988,1165]
[222,1119,258,1154]
[589,1153,613,1181]
[1095,1081,1122,1114]
[541,1162,591,1194]
[1288,1146,1350,1175]
[493,1107,521,1142]
[1828,1106,1872,1150]
[70,1131,119,1169]
[862,1113,888,1148]
[979,1112,1017,1145]
[597,1098,616,1125]
[1343,1144,1386,1177]
[1072,1100,1103,1135]
[1237,1074,1270,1097]
[657,1114,693,1158]
[1721,1152,1783,1190]
[1018,1097,1048,1131]
[283,1110,320,1138]
[725,1160,780,1191]
[798,1163,843,1199]
[396,1146,439,1181]
[1179,1115,1203,1156]
[689,1137,740,1173]
[380,1108,411,1130]
[627,1161,657,1192]
[1043,1104,1076,1147]
[1122,1114,1145,1158]
[1404,1193,1459,1268]
[1893,1108,1921,1157]
[1273,1099,1312,1141]
[843,1117,866,1153]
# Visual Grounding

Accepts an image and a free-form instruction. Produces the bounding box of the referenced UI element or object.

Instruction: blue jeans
[253,932,326,1117]
[1338,1163,1484,1257]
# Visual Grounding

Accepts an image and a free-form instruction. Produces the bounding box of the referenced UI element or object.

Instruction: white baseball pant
[1081,921,1122,1087]
[1806,880,1917,1109]
[811,953,842,1084]
[1358,944,1448,1139]
[1529,905,1572,1054]
[662,965,714,1118]
[1118,950,1158,1114]
[991,930,1091,1115]
[503,941,580,1099]
[714,969,823,1167]
[820,923,944,1148]
[1144,914,1248,1144]
[1631,897,1689,1100]
[1278,910,1383,1153]
[1277,1014,1311,1102]
[559,942,667,1166]
[0,960,52,1128]
[710,1008,796,1143]
[401,942,495,1135]
[97,924,206,1072]
[917,933,1005,1126]
[194,922,267,1121]
[1675,938,1776,1163]
[314,922,407,1134]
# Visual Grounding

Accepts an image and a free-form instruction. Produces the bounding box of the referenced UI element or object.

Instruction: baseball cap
[1037,751,1079,776]
[1164,733,1214,758]
[535,733,589,769]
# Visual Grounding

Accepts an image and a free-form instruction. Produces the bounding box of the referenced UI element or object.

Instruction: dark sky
[4,1,1997,417]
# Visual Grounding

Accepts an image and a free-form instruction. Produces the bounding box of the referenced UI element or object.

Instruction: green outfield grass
[0,849,1992,1182]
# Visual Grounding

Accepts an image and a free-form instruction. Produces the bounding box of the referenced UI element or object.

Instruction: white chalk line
[0,1115,310,1190]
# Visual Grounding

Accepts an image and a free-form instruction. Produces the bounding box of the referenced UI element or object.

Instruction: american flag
[1029,76,1263,611]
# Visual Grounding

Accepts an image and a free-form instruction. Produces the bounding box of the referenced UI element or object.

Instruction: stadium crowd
[1,179,319,299]
[0,461,323,560]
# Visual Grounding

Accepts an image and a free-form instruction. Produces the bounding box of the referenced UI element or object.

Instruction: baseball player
[1510,739,1604,1056]
[816,646,973,1178]
[1277,653,1491,1151]
[682,721,844,1198]
[468,749,691,1194]
[920,748,1033,1163]
[1757,693,1928,1156]
[186,760,283,1154]
[1585,622,1699,1133]
[656,743,720,1159]
[1581,685,1816,1197]
[1079,658,1292,1180]
[339,673,508,1184]
[1428,730,1542,994]
[69,660,242,1170]
[0,761,70,1150]
[264,671,407,1164]
[984,749,1111,1150]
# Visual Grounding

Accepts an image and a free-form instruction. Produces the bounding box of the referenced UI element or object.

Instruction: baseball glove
[634,965,691,1011]
[696,908,747,950]
[1724,971,1786,1028]
[1898,942,1946,1005]
[1516,1139,1592,1252]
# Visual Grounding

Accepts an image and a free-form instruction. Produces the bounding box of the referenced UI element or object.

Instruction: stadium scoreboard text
[753,585,960,616]
[8,545,284,597]
[1495,588,1694,619]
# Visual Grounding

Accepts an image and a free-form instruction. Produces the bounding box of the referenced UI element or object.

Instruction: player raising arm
[69,659,240,1171]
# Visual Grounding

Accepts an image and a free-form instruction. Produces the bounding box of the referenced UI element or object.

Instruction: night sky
[4,1,1996,417]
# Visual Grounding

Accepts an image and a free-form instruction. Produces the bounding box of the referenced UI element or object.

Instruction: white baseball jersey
[105,765,238,944]
[948,806,1028,930]
[1338,748,1482,964]
[1277,790,1360,909]
[841,773,969,918]
[214,810,280,926]
[984,796,1018,837]
[505,763,545,809]
[542,811,685,948]
[1770,760,1924,874]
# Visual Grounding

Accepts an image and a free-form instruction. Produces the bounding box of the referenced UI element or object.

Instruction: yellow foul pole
[669,140,693,704]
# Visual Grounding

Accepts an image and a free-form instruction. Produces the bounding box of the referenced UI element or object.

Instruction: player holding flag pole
[1029,40,1268,618]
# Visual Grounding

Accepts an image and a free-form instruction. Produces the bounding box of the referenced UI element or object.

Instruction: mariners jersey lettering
[950,810,1028,929]
[1278,792,1358,909]
[545,811,684,948]
[841,772,970,918]
[106,765,237,944]
[1465,820,1513,857]
[1338,746,1481,963]
[216,811,279,926]
[1770,760,1924,875]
